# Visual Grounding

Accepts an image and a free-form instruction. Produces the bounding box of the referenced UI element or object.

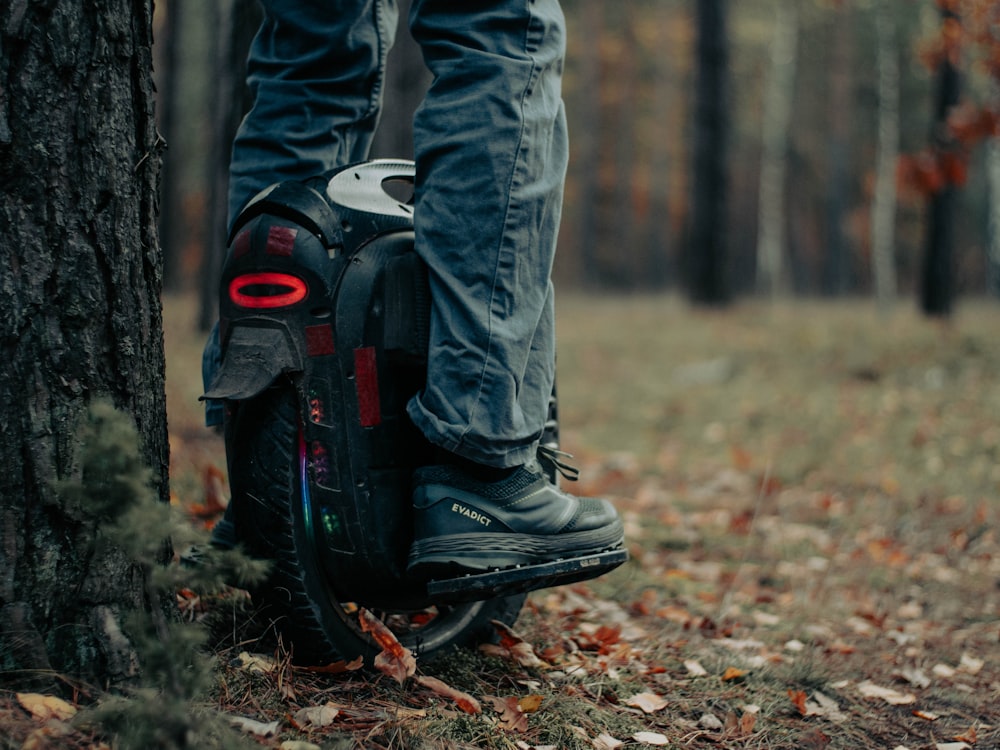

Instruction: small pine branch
[58,398,267,749]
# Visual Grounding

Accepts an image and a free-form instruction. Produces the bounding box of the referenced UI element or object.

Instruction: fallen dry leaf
[415,674,481,715]
[303,656,364,674]
[954,726,978,744]
[16,693,77,722]
[228,716,279,737]
[592,732,624,749]
[857,680,916,705]
[484,695,529,732]
[359,608,416,684]
[721,666,748,681]
[624,691,668,714]
[237,651,279,674]
[518,694,544,713]
[486,620,548,668]
[293,703,339,728]
[632,730,670,745]
[684,659,708,676]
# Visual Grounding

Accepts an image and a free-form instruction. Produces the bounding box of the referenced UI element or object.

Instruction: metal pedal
[425,548,629,604]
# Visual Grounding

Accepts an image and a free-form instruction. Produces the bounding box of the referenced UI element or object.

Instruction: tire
[226,383,525,666]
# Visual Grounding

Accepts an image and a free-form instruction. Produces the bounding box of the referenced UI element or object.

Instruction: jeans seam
[457,3,542,461]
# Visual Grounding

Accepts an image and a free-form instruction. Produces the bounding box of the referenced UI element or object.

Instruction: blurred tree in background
[153,0,1000,317]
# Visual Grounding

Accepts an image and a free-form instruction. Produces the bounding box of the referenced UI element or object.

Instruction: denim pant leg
[204,0,398,426]
[405,0,569,468]
[228,0,399,225]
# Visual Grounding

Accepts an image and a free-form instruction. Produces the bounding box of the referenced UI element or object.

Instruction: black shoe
[209,502,238,550]
[407,459,624,576]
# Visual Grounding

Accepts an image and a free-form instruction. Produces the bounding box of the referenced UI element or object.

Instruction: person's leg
[405,0,566,469]
[204,0,399,428]
[228,0,399,227]
[404,0,623,574]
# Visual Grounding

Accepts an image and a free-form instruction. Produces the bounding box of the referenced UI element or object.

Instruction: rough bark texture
[0,0,166,689]
[920,7,961,318]
[687,0,730,305]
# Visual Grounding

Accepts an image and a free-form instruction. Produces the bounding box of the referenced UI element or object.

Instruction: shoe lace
[536,444,580,482]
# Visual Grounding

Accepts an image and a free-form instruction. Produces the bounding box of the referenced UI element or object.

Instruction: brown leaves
[358,607,416,685]
[478,619,548,669]
[484,696,530,732]
[415,675,481,715]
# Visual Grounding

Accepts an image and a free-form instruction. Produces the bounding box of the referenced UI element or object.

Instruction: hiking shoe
[407,459,625,576]
[209,502,238,550]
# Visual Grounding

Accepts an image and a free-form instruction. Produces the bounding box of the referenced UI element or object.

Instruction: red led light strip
[229,272,307,309]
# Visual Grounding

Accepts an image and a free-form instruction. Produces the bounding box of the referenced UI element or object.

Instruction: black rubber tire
[226,384,524,666]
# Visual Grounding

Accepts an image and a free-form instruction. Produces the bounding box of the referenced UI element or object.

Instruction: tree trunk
[987,135,1000,296]
[755,2,798,299]
[687,0,730,305]
[157,0,185,291]
[0,0,166,689]
[871,0,899,314]
[920,6,961,317]
[574,0,604,288]
[611,4,640,287]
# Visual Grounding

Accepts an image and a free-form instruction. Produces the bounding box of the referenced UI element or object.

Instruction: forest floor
[3,292,1000,750]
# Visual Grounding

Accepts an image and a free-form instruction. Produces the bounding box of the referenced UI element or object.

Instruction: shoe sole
[407,523,625,575]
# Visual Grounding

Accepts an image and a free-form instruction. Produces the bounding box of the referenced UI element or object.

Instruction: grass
[4,291,998,749]
[178,293,1000,748]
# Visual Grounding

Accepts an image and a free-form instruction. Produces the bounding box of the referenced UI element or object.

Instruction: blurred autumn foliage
[154,0,1000,307]
[898,0,1000,196]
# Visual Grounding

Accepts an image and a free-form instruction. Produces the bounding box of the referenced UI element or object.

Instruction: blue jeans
[207,0,568,468]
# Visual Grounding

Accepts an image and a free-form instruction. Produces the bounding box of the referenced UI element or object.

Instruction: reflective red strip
[354,347,381,427]
[305,324,335,357]
[266,226,297,256]
[228,272,307,308]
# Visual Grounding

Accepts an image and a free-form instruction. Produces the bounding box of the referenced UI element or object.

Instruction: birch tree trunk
[755,3,798,299]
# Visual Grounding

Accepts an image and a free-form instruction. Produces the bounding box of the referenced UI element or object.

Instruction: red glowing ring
[229,272,308,309]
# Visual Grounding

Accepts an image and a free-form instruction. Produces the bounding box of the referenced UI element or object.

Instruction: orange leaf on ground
[484,695,529,732]
[303,656,364,674]
[518,694,544,713]
[417,675,481,715]
[358,608,416,683]
[483,620,547,668]
[721,666,748,681]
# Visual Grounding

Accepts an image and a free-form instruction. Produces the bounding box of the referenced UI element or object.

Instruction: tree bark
[0,0,165,689]
[157,0,185,291]
[687,0,730,305]
[920,5,961,318]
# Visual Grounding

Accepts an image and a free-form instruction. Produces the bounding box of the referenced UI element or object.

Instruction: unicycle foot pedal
[425,548,628,604]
